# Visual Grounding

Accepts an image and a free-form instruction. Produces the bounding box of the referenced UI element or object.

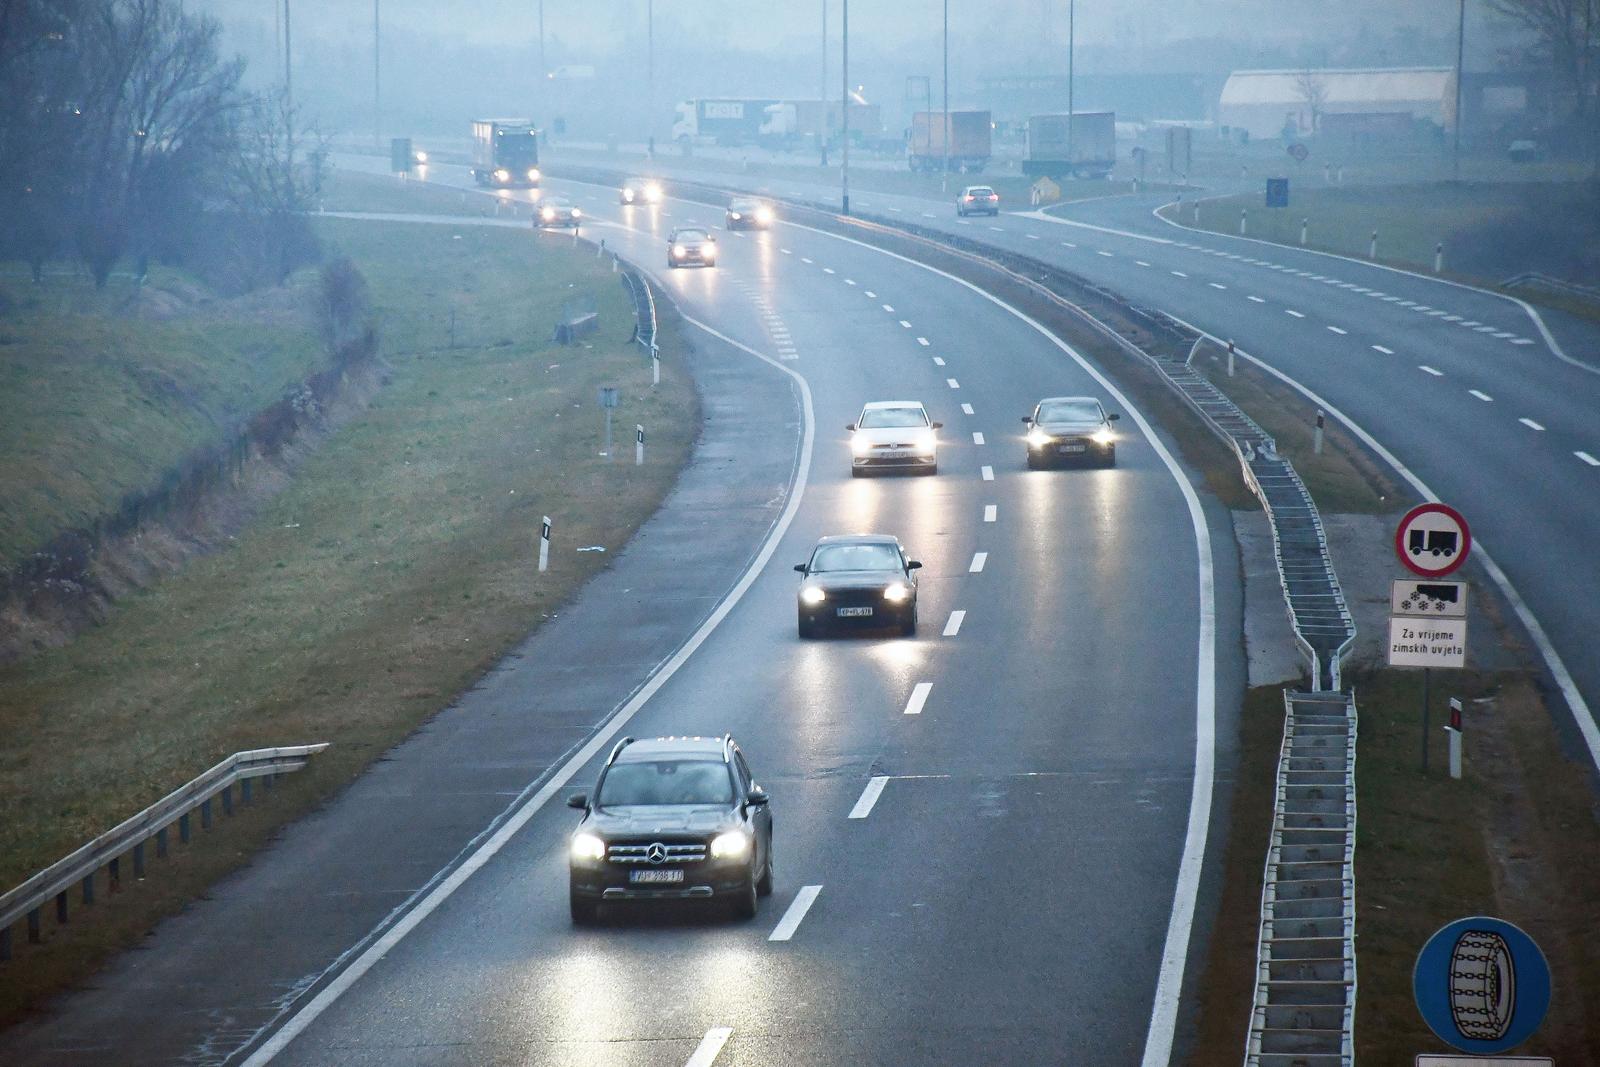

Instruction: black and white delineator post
[635,424,644,465]
[1446,697,1463,780]
[651,344,660,386]
[1226,339,1235,377]
[1314,409,1325,454]
[538,515,551,572]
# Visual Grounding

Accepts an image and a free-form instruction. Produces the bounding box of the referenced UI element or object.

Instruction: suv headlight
[673,244,687,257]
[1092,428,1115,446]
[883,582,910,602]
[710,831,750,859]
[800,585,825,605]
[1027,428,1053,448]
[570,832,605,861]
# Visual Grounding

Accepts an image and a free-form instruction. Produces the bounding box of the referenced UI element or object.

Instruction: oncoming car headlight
[800,585,826,605]
[755,207,774,224]
[673,244,688,258]
[570,832,605,861]
[729,211,742,220]
[623,188,635,201]
[1027,428,1054,448]
[527,168,541,181]
[1092,428,1116,446]
[883,582,910,603]
[493,168,510,183]
[541,208,555,220]
[915,431,938,455]
[571,207,582,218]
[850,433,872,456]
[645,183,663,202]
[710,831,751,859]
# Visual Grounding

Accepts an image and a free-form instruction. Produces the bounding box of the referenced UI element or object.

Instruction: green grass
[0,268,329,571]
[0,214,697,1014]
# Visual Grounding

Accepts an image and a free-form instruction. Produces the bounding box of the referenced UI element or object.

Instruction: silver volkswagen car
[847,401,942,476]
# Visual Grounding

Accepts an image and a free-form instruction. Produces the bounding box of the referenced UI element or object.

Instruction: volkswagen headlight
[1092,428,1116,446]
[570,832,605,861]
[1027,428,1053,448]
[916,430,938,456]
[710,831,751,859]
[851,433,872,456]
[883,582,910,603]
[673,244,687,258]
[801,585,825,605]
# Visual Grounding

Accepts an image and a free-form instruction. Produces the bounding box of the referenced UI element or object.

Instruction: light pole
[538,0,546,122]
[648,0,655,156]
[841,0,849,214]
[372,0,380,145]
[1453,0,1465,181]
[283,0,292,117]
[822,0,828,164]
[1067,0,1074,171]
[941,0,949,191]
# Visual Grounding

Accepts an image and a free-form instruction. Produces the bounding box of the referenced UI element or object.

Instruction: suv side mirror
[931,422,943,430]
[566,793,588,810]
[793,563,807,573]
[745,787,769,806]
[1108,412,1121,421]
[1021,416,1033,424]
[906,560,923,570]
[845,423,856,431]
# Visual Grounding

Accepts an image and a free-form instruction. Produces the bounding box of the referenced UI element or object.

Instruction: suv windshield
[675,229,709,242]
[810,543,901,572]
[598,760,733,806]
[858,407,927,429]
[1038,399,1103,422]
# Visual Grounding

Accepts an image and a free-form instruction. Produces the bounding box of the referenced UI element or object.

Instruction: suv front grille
[607,842,708,864]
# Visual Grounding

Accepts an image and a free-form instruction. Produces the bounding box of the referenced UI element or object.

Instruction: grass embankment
[0,214,697,1017]
[1179,341,1600,1062]
[0,269,328,571]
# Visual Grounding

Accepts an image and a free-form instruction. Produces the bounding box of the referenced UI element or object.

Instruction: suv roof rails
[605,736,636,766]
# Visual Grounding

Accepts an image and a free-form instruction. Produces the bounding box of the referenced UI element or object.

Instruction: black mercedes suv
[566,735,773,924]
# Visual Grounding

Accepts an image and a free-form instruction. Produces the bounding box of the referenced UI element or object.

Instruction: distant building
[1217,67,1456,140]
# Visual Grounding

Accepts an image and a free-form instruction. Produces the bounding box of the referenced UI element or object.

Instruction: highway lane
[240,160,1240,1064]
[539,153,1600,769]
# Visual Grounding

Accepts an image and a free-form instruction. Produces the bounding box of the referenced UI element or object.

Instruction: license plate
[837,606,874,618]
[630,869,684,884]
[877,449,910,458]
[1058,444,1087,454]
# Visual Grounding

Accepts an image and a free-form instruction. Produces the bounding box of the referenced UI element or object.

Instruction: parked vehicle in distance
[956,185,1000,217]
[1023,111,1116,180]
[672,98,777,146]
[725,197,774,230]
[470,118,540,187]
[908,109,991,173]
[666,227,717,268]
[566,735,773,924]
[1023,396,1121,468]
[538,196,581,228]
[847,401,941,476]
[795,535,922,638]
[620,178,663,205]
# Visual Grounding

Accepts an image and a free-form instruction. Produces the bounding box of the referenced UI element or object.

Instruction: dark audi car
[567,735,772,923]
[1023,395,1121,468]
[667,226,717,268]
[795,534,921,638]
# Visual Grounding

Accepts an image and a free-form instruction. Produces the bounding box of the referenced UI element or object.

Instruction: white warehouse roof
[1218,67,1456,137]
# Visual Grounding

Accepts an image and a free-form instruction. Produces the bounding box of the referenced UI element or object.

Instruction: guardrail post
[1,925,11,960]
[28,908,42,943]
[200,799,212,831]
[108,856,120,893]
[55,891,67,924]
[179,812,191,844]
[133,841,146,879]
[81,872,94,907]
[221,783,233,818]
[156,826,168,858]
[241,778,253,806]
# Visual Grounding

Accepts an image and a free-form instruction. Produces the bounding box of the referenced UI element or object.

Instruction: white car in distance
[847,401,942,477]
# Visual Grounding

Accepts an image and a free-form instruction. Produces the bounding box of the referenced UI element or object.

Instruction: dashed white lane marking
[1520,418,1546,431]
[1420,365,1444,376]
[1025,233,1040,240]
[956,219,972,226]
[1061,241,1077,248]
[988,225,1005,232]
[921,212,937,219]
[1400,300,1417,307]
[801,257,814,264]
[961,403,975,415]
[882,303,894,312]
[1492,331,1515,338]
[1372,345,1394,354]
[1352,286,1371,294]
[980,464,994,480]
[972,431,986,445]
[1578,451,1600,466]
[917,336,930,345]
[1285,309,1305,318]
[768,885,823,941]
[903,682,933,716]
[845,278,856,285]
[1327,326,1347,334]
[1096,250,1114,257]
[1208,282,1226,289]
[947,378,960,389]
[983,504,997,522]
[1170,270,1188,278]
[1511,337,1536,345]
[969,552,988,573]
[1443,314,1462,322]
[865,290,877,298]
[1136,260,1151,267]
[848,777,890,819]
[1247,295,1266,303]
[887,205,902,212]
[1474,325,1498,333]
[780,248,792,254]
[684,1026,734,1067]
[933,357,946,366]
[1469,389,1494,402]
[1461,320,1481,327]
[822,267,836,275]
[942,611,966,637]
[899,320,913,328]
[1427,310,1449,317]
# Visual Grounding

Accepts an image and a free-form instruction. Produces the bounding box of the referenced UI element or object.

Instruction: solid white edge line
[1166,310,1600,780]
[902,681,933,716]
[684,1026,734,1067]
[768,884,823,941]
[969,552,988,573]
[847,776,890,819]
[943,610,966,637]
[240,313,817,1067]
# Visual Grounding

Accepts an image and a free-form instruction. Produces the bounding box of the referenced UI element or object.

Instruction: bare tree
[1490,0,1599,148]
[215,90,327,290]
[1294,69,1331,136]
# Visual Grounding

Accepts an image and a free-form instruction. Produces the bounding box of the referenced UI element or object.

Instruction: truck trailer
[1022,111,1116,179]
[907,110,992,173]
[470,119,541,187]
[759,100,884,149]
[671,99,776,146]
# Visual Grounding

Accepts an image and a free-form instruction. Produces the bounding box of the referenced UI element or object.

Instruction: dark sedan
[1023,395,1121,468]
[667,227,717,268]
[725,197,774,230]
[537,196,581,228]
[794,534,921,638]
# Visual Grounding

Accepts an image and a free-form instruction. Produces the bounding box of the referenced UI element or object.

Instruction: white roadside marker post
[1300,217,1308,246]
[1369,229,1378,259]
[1314,409,1325,455]
[1434,242,1444,274]
[635,424,644,466]
[1227,339,1236,378]
[1447,698,1463,780]
[651,344,660,386]
[538,516,551,573]
[1239,208,1247,236]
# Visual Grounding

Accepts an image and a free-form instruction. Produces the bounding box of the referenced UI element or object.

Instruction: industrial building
[1217,66,1457,140]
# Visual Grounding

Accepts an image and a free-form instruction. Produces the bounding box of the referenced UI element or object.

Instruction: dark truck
[471,119,541,188]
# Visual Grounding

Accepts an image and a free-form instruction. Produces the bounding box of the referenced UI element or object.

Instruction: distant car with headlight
[566,734,772,924]
[620,178,663,205]
[794,534,922,638]
[667,227,717,268]
[848,400,941,476]
[538,196,582,228]
[1023,395,1120,468]
[725,197,774,230]
[956,185,1000,216]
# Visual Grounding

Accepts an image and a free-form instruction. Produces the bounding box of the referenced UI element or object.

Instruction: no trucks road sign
[1396,503,1471,578]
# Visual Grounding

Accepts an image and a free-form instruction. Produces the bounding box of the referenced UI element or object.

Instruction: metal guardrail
[620,269,658,359]
[1502,270,1600,305]
[1246,690,1357,1067]
[0,744,328,961]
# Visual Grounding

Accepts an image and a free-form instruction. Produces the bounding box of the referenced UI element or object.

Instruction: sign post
[538,516,551,573]
[1391,503,1472,774]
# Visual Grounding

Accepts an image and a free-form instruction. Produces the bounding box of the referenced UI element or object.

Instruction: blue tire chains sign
[1413,916,1551,1054]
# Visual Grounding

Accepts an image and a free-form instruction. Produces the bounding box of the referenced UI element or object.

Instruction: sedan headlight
[850,433,872,456]
[729,211,742,220]
[570,832,605,861]
[1092,428,1116,446]
[673,244,688,257]
[571,207,581,218]
[1027,428,1054,448]
[883,582,911,603]
[710,831,751,859]
[800,585,826,605]
[756,207,774,224]
[915,431,938,455]
[541,207,555,220]
[645,183,663,202]
[413,150,429,164]
[623,189,635,201]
